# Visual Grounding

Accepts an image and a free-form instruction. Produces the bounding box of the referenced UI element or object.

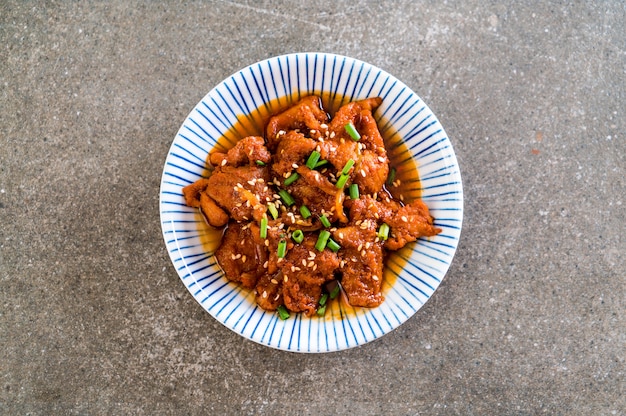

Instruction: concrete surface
[1,1,624,414]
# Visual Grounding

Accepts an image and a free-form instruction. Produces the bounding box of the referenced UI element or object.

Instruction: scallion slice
[349,183,359,200]
[319,214,331,228]
[345,122,361,141]
[387,167,396,187]
[377,223,390,240]
[306,151,321,169]
[284,172,299,186]
[260,217,268,239]
[315,230,331,251]
[327,238,341,253]
[335,173,349,189]
[277,239,287,258]
[341,159,355,175]
[319,293,329,307]
[314,159,329,168]
[316,304,327,317]
[256,160,266,166]
[277,305,290,320]
[291,229,304,244]
[299,205,311,219]
[268,203,279,220]
[329,283,341,299]
[279,189,295,206]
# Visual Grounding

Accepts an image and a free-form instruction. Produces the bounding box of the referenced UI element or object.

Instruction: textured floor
[1,1,624,414]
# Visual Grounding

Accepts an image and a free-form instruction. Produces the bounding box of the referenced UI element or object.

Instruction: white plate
[160,53,463,352]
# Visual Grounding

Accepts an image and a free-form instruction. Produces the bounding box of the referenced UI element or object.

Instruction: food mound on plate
[182,96,441,318]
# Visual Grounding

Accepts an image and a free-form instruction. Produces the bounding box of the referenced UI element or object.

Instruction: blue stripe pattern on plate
[159,53,463,353]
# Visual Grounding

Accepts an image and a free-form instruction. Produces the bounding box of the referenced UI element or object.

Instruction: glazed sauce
[200,92,423,319]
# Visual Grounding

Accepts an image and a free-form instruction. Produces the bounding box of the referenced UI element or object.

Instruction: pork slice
[205,165,272,222]
[215,222,269,289]
[333,225,385,307]
[209,136,271,168]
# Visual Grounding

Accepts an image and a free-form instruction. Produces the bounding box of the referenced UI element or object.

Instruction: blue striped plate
[160,53,463,352]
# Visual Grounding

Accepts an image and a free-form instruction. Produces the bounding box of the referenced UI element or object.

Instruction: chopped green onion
[319,293,329,307]
[314,159,329,168]
[330,283,341,299]
[341,159,355,175]
[300,205,311,219]
[315,230,331,251]
[316,304,327,317]
[277,239,287,258]
[335,173,349,189]
[387,167,396,187]
[377,223,390,240]
[292,229,304,244]
[277,305,290,320]
[306,151,321,169]
[256,160,266,166]
[345,122,361,141]
[279,189,295,206]
[349,183,359,200]
[319,214,331,228]
[327,238,341,253]
[284,172,299,186]
[260,217,268,239]
[268,203,279,220]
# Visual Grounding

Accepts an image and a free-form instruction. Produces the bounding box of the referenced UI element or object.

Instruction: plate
[159,53,463,352]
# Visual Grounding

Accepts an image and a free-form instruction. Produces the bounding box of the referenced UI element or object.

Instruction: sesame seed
[278,258,284,264]
[340,260,345,268]
[241,255,247,263]
[291,266,296,272]
[361,250,366,257]
[372,275,379,281]
[310,129,317,135]
[365,242,371,249]
[271,278,278,284]
[320,123,328,129]
[283,275,288,282]
[358,243,363,251]
[265,240,270,247]
[262,291,268,298]
[292,163,299,169]
[231,254,237,260]
[221,159,228,166]
[274,294,280,301]
[312,264,317,271]
[400,194,404,201]
[330,131,336,138]
[377,156,386,163]
[264,261,270,269]
[307,261,314,268]
[401,216,408,222]
[340,138,345,145]
[248,180,256,186]
[375,237,380,243]
[338,232,344,239]
[360,169,366,177]
[302,259,307,267]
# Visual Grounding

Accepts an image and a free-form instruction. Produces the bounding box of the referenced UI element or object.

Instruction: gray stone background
[1,1,624,414]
